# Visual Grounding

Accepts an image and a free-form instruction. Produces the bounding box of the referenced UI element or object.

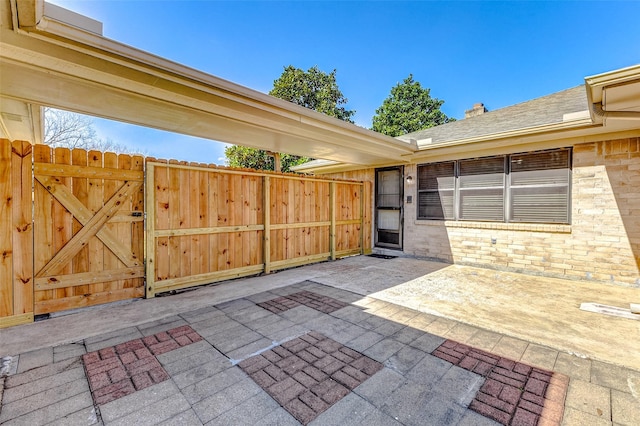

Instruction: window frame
[457,155,506,222]
[416,148,572,224]
[417,160,456,220]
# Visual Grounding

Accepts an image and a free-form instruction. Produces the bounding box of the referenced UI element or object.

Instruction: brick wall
[403,137,640,287]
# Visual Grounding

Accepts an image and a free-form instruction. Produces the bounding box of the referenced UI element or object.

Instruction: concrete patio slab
[1,255,639,425]
[349,260,640,372]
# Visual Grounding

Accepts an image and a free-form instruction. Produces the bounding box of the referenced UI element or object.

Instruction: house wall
[402,136,639,287]
[324,137,640,287]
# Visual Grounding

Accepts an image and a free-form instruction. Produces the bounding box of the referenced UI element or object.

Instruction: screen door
[375,167,403,249]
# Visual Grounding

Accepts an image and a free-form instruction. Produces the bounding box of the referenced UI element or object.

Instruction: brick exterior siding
[329,137,640,287]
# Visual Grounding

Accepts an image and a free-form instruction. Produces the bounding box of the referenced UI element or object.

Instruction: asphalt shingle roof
[398,85,588,145]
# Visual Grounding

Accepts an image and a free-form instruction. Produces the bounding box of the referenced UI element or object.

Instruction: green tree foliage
[269,65,355,123]
[225,65,355,172]
[224,145,310,171]
[372,75,454,137]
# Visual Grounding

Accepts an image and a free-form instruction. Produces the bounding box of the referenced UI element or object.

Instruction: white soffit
[0,96,41,142]
[603,80,640,112]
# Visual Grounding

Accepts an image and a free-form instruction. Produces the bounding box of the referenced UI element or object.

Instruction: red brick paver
[257,291,348,314]
[433,340,569,426]
[82,325,202,405]
[239,331,382,425]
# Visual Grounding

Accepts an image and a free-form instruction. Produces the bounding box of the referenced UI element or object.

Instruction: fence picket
[71,149,89,296]
[87,150,104,296]
[11,141,33,318]
[0,140,13,318]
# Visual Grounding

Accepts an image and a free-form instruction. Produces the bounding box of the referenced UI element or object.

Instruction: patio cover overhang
[0,0,414,166]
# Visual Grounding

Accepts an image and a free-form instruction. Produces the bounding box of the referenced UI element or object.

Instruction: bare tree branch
[43,108,146,155]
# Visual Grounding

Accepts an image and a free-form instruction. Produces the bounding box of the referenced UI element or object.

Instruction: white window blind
[509,150,571,223]
[417,148,571,224]
[417,161,455,220]
[458,156,505,222]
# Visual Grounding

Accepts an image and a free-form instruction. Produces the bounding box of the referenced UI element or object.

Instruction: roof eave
[408,117,594,155]
[585,64,640,123]
[585,64,640,102]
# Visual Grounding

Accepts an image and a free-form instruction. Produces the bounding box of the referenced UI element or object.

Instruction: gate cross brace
[35,175,142,277]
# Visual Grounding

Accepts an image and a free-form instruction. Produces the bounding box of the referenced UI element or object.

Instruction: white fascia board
[292,159,340,171]
[292,162,371,175]
[585,64,640,104]
[562,110,591,122]
[43,2,102,35]
[406,127,640,164]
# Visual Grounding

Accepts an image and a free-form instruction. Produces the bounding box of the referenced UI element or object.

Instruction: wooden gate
[145,161,371,297]
[32,145,145,314]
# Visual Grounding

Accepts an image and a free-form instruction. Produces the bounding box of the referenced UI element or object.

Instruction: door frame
[374,166,404,250]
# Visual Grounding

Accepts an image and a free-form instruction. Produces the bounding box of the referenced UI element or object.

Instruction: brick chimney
[465,103,487,119]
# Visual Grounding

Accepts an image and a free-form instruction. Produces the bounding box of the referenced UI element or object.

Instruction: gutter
[591,102,640,124]
[292,159,379,174]
[585,64,640,123]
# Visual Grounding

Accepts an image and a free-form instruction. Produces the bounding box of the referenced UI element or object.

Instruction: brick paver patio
[239,331,382,424]
[1,277,637,425]
[82,325,203,405]
[433,339,568,425]
[257,291,348,314]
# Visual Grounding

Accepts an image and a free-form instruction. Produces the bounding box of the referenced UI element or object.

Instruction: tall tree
[372,75,454,137]
[225,65,355,172]
[270,65,355,123]
[44,107,100,149]
[43,107,142,154]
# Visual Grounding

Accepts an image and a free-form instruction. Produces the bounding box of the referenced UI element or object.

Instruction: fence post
[263,175,271,274]
[330,181,336,260]
[359,183,364,255]
[145,162,156,298]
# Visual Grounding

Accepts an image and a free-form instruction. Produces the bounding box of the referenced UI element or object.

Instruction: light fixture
[405,175,413,184]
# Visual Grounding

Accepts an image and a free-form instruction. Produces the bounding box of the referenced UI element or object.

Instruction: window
[459,156,505,222]
[417,148,571,224]
[417,161,455,220]
[509,150,571,223]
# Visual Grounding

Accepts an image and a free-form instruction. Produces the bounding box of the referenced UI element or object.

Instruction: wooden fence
[0,139,370,327]
[145,161,370,296]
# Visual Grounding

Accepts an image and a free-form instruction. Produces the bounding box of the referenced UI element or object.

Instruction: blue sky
[48,0,640,164]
